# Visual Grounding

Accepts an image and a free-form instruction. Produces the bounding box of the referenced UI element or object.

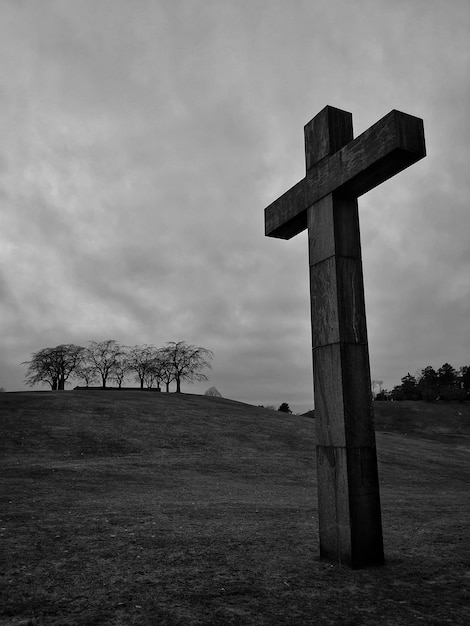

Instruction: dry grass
[0,391,469,625]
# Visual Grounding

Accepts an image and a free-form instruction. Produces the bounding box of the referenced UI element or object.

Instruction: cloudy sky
[1,0,469,413]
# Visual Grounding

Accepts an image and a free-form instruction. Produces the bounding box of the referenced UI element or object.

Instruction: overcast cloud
[1,0,469,413]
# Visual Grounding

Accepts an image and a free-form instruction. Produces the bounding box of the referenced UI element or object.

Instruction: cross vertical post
[264,105,425,568]
[306,108,383,568]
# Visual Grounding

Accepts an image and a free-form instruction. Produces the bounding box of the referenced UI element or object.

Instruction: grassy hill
[373,399,470,437]
[1,391,469,625]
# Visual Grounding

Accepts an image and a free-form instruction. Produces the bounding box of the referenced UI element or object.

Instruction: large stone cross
[265,106,425,568]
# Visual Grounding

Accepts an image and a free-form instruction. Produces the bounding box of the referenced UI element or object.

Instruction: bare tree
[22,339,214,394]
[75,363,99,387]
[23,348,58,390]
[110,348,130,389]
[86,340,124,389]
[127,345,158,389]
[158,346,176,392]
[165,341,213,393]
[23,344,85,390]
[145,349,169,390]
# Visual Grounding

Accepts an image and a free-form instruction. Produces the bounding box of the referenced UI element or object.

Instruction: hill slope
[1,391,469,625]
[373,399,470,437]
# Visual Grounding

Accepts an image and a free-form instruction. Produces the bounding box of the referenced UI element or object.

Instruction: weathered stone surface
[264,105,425,567]
[317,444,383,568]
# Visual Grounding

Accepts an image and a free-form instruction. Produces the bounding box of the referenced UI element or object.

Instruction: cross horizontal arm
[265,110,426,239]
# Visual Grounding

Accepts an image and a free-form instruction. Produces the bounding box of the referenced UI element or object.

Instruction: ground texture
[1,391,469,625]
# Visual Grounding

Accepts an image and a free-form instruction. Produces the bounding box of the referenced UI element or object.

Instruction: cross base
[317,444,384,568]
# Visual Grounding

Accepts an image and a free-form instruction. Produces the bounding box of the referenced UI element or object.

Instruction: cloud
[0,0,469,413]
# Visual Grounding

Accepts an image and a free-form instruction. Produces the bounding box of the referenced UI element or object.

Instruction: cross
[265,106,425,568]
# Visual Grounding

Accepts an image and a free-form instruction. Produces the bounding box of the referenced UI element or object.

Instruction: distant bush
[391,387,406,401]
[422,388,438,403]
[438,386,467,402]
[374,390,391,401]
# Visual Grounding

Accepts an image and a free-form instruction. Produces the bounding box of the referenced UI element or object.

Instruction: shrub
[422,387,438,402]
[375,390,390,401]
[438,386,467,402]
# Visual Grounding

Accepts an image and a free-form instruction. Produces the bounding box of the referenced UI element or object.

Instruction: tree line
[376,362,470,402]
[23,340,213,393]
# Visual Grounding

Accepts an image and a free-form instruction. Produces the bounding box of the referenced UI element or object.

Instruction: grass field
[1,391,469,625]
